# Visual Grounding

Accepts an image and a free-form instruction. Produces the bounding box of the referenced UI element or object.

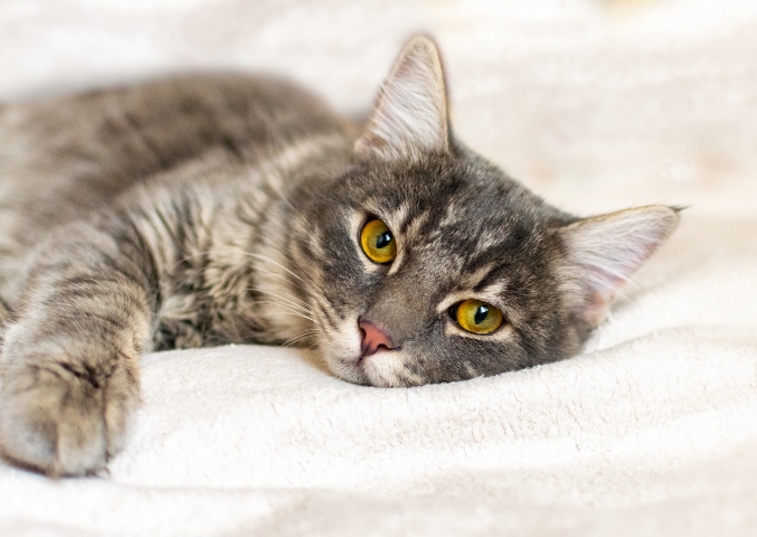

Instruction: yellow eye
[360,218,397,264]
[453,299,504,334]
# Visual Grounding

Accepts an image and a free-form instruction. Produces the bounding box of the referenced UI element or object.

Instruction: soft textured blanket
[1,1,756,535]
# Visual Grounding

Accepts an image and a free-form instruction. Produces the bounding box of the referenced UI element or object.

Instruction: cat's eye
[360,218,397,264]
[450,299,504,335]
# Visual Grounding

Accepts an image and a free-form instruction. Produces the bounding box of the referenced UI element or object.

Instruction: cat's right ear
[354,35,451,163]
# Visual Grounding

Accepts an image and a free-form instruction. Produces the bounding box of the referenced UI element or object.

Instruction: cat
[0,36,678,477]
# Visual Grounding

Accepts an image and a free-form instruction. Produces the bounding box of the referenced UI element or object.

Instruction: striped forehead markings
[458,263,498,290]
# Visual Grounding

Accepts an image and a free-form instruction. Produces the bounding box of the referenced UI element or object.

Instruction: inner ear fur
[560,205,680,327]
[354,35,451,163]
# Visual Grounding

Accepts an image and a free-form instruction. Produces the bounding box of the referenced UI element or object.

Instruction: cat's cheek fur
[316,318,370,385]
[361,349,421,387]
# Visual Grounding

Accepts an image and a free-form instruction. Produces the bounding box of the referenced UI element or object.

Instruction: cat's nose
[358,318,395,358]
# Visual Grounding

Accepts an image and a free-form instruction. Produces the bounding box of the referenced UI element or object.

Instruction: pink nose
[358,319,394,358]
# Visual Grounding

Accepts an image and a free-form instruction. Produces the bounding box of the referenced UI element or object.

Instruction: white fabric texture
[1,1,756,535]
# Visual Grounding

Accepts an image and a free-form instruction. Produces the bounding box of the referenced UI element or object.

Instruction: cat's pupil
[375,232,392,250]
[474,305,489,325]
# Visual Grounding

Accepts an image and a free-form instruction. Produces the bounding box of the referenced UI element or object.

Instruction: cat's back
[0,72,352,196]
[0,73,355,298]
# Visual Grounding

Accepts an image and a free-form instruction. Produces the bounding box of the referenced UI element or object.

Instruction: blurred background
[1,0,755,218]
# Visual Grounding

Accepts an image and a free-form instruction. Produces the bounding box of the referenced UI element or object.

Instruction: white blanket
[1,1,756,535]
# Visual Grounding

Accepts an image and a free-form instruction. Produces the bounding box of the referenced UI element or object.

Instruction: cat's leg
[0,220,158,476]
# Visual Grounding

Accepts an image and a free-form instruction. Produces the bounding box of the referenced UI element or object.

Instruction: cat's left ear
[354,35,450,162]
[560,205,680,327]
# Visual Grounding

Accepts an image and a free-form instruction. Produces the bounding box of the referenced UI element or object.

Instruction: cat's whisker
[255,301,316,323]
[248,270,314,305]
[250,266,295,286]
[242,225,327,295]
[247,249,331,301]
[282,253,329,297]
[282,329,321,348]
[309,297,342,333]
[256,304,315,324]
[245,252,309,287]
[281,327,323,347]
[249,288,313,315]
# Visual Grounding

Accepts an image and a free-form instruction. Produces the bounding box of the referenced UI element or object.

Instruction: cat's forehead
[352,156,545,247]
[328,157,555,298]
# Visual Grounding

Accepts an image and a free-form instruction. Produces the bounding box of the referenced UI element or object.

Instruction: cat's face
[292,36,678,387]
[299,153,586,386]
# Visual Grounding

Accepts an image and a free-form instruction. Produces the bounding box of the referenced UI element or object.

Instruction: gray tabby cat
[0,36,678,477]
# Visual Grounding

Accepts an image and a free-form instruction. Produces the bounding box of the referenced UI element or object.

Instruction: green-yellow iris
[360,218,396,264]
[455,299,503,334]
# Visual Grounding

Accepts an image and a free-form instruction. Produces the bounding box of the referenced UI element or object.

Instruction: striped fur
[0,37,679,476]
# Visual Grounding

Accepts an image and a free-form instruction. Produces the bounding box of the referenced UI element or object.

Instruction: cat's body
[0,37,679,476]
[0,74,353,347]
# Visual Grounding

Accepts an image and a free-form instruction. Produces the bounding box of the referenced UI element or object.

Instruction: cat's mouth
[321,319,406,387]
[354,348,408,388]
[354,318,413,387]
[358,344,401,363]
[335,345,403,387]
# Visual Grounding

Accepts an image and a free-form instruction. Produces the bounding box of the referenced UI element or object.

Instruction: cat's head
[295,36,679,387]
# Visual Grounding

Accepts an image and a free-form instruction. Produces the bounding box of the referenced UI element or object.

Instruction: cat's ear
[560,206,680,327]
[354,35,450,162]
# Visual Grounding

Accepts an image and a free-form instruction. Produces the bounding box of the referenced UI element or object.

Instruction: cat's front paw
[0,357,139,477]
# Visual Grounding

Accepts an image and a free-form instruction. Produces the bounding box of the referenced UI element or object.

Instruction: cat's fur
[0,36,678,476]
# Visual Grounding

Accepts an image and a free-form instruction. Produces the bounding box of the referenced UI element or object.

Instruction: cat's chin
[360,350,415,388]
[324,349,418,388]
[326,357,371,386]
